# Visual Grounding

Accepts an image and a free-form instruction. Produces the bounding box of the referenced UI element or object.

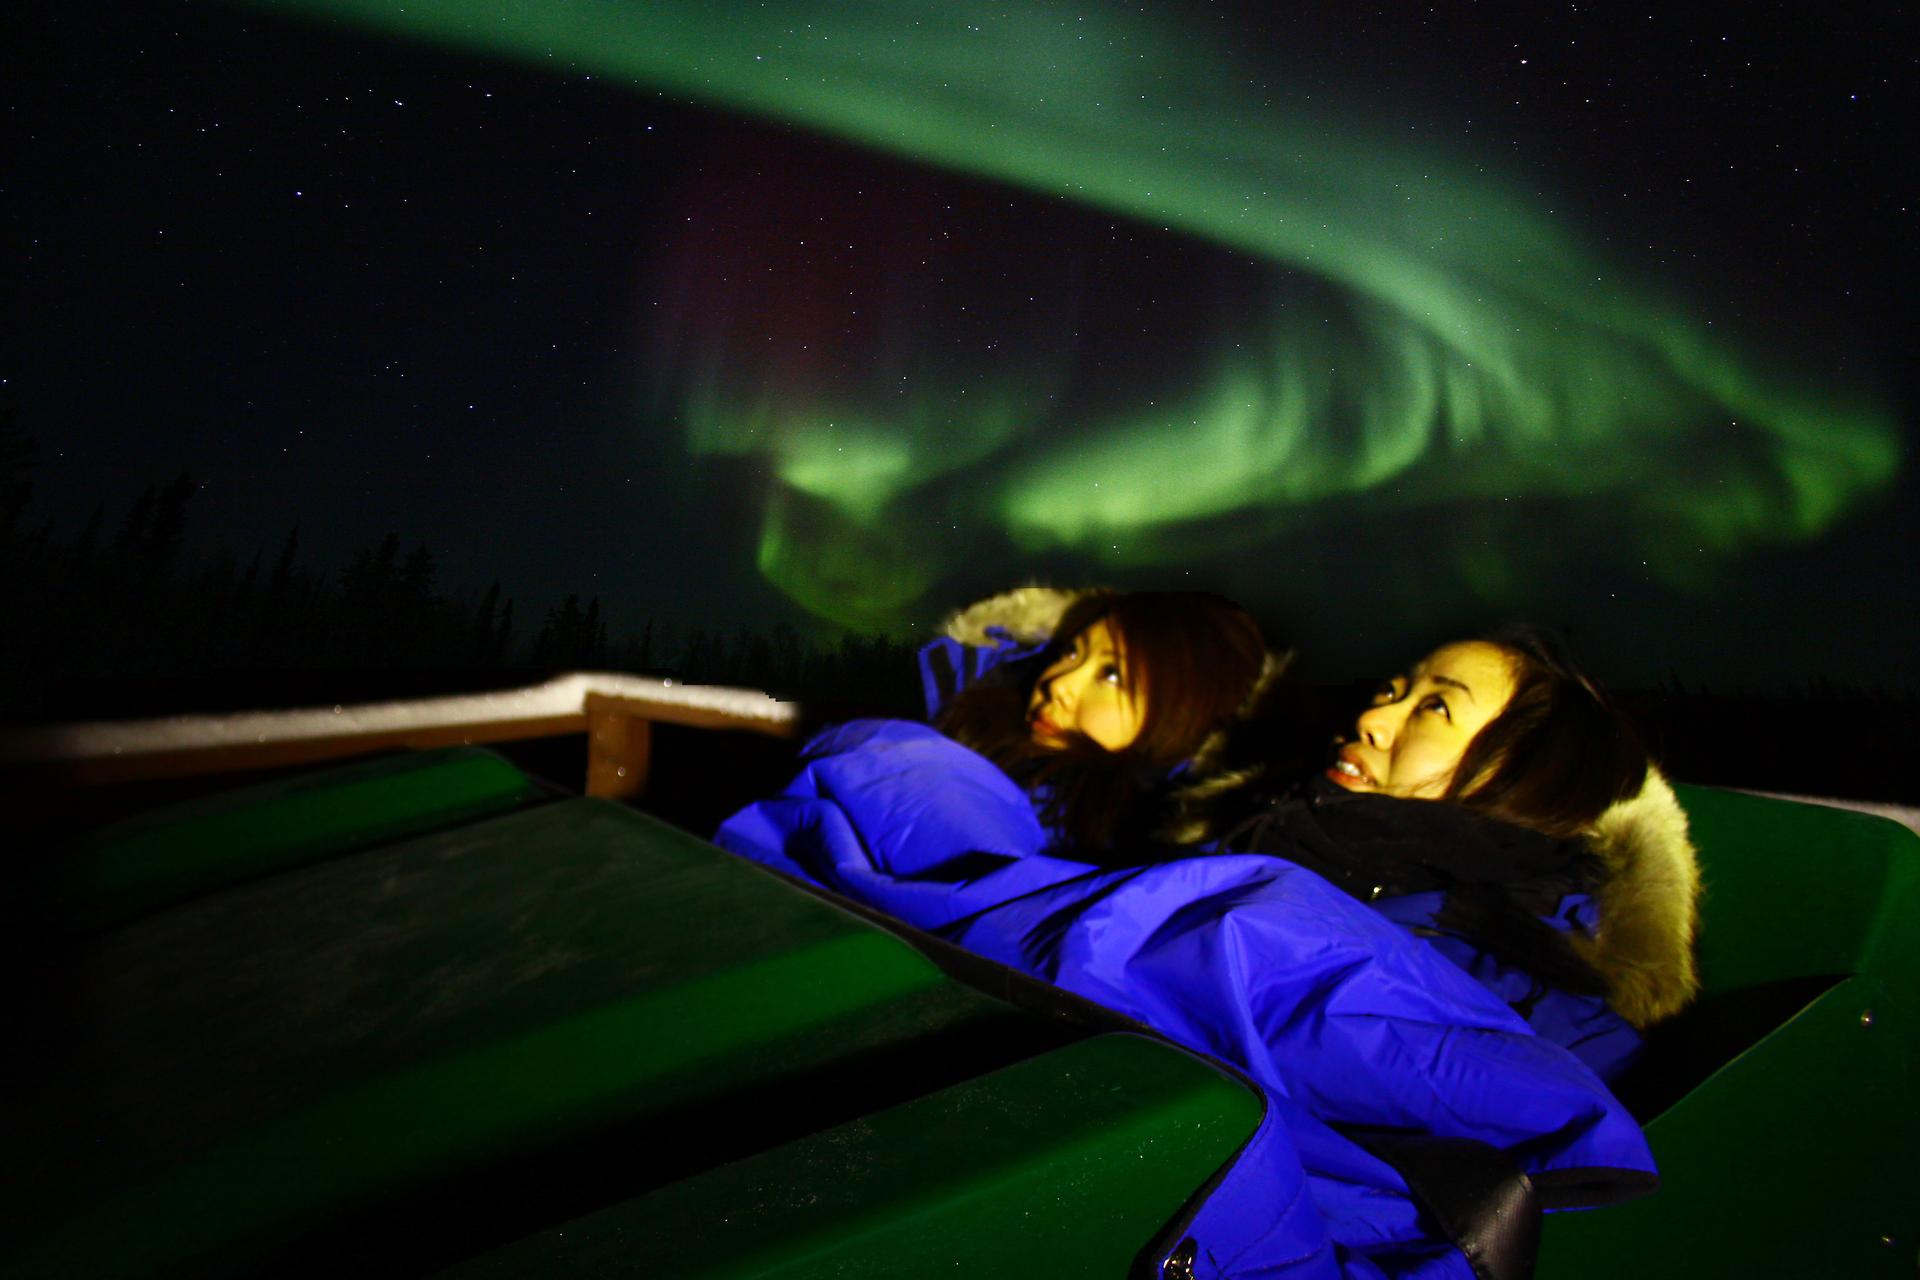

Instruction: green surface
[438,1032,1260,1280]
[13,930,951,1277]
[1541,788,1920,1277]
[1675,784,1919,992]
[9,795,1211,1279]
[28,755,1920,1277]
[66,746,542,929]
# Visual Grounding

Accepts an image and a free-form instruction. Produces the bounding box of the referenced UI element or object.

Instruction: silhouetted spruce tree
[395,543,442,663]
[469,582,502,664]
[337,533,403,665]
[612,619,656,673]
[494,598,515,664]
[400,544,436,599]
[532,595,578,668]
[771,622,802,684]
[69,503,104,568]
[650,620,678,672]
[111,485,156,563]
[532,594,609,668]
[584,596,608,666]
[269,527,300,597]
[235,549,260,606]
[731,625,773,688]
[679,627,722,682]
[144,472,195,575]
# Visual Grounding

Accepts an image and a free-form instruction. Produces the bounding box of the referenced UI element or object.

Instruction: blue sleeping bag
[716,718,1657,1279]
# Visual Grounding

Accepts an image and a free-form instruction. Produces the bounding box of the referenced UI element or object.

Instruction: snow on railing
[0,672,800,797]
[9,678,1913,834]
[1735,790,1920,837]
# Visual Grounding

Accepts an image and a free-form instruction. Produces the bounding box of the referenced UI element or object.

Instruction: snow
[0,672,798,763]
[1736,790,1920,838]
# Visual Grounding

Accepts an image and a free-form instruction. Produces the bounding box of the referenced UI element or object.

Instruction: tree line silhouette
[1,416,919,723]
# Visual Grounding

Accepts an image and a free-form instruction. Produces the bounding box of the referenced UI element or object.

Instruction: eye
[1372,679,1403,705]
[1099,662,1124,686]
[1418,693,1451,721]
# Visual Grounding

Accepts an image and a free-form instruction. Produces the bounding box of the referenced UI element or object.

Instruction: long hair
[1443,625,1649,839]
[939,591,1266,853]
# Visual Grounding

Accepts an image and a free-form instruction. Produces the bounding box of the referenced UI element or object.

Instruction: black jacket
[1220,776,1614,995]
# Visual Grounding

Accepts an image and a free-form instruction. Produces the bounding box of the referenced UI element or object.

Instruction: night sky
[7,0,1914,693]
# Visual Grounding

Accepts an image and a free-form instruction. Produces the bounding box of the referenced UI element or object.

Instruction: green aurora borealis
[256,0,1899,634]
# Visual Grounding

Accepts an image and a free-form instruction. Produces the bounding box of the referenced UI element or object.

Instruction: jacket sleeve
[715,719,1095,925]
[918,584,1095,719]
[916,632,1049,721]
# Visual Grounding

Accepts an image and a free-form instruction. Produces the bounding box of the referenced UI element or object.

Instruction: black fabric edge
[1532,1166,1661,1211]
[1341,1129,1541,1280]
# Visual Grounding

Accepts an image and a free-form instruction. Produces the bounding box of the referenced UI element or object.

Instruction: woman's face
[1027,618,1146,752]
[1328,640,1518,798]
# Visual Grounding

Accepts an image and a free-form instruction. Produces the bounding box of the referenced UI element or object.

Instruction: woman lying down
[716,586,1702,1280]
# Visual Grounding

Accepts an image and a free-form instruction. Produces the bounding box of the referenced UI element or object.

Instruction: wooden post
[585,695,653,800]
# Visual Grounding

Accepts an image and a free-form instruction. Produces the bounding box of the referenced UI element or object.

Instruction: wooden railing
[0,673,800,800]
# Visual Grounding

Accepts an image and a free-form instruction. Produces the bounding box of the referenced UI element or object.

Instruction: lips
[1030,709,1065,740]
[1326,748,1375,789]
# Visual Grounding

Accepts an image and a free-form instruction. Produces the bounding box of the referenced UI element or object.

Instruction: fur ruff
[1571,767,1701,1027]
[941,585,1097,648]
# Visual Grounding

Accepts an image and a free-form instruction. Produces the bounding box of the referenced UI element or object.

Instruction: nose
[1046,665,1084,710]
[1356,700,1398,748]
[1045,649,1100,703]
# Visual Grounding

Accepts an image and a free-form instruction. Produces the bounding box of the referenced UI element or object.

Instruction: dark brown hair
[1442,625,1649,838]
[1061,591,1268,767]
[940,590,1266,852]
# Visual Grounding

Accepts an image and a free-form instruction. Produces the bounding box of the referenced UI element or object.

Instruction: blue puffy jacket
[716,716,1658,1279]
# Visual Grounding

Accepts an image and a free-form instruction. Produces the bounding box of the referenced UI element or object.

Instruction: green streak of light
[686,378,1031,528]
[755,486,947,630]
[252,0,1900,625]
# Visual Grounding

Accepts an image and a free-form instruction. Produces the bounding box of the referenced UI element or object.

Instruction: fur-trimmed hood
[939,585,1291,773]
[1571,767,1701,1026]
[941,584,1096,649]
